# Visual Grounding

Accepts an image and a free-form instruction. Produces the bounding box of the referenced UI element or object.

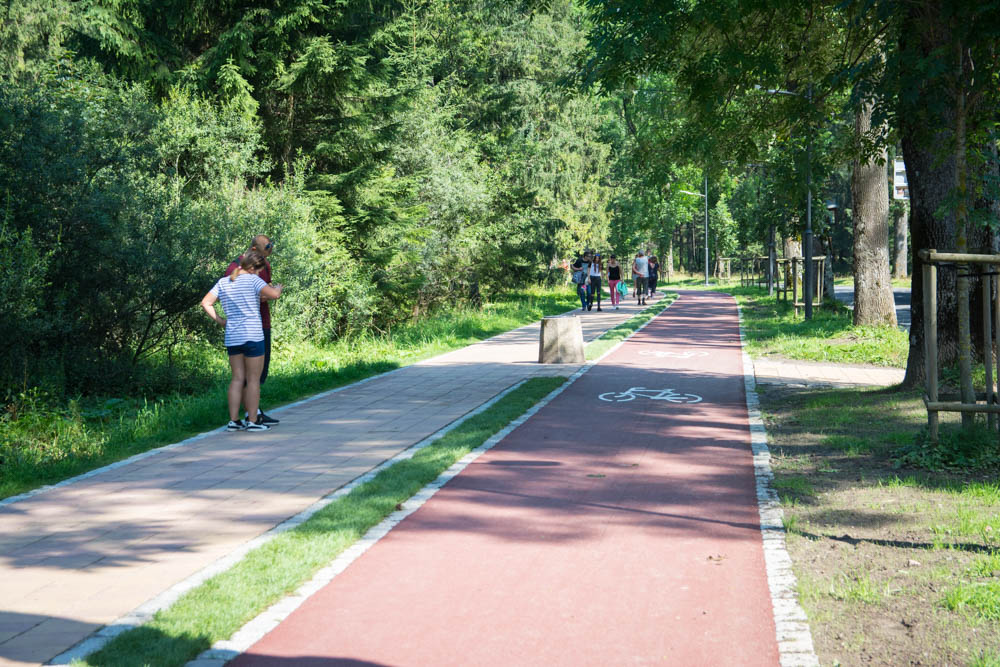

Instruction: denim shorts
[226,339,266,357]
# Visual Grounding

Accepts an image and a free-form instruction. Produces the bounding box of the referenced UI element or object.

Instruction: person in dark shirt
[571,250,592,311]
[225,235,280,425]
[648,255,660,297]
[607,255,622,310]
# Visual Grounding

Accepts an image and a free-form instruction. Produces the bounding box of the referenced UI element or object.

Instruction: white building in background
[893,156,909,200]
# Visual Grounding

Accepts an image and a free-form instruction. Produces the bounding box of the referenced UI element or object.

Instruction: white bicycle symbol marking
[638,350,709,359]
[598,387,704,403]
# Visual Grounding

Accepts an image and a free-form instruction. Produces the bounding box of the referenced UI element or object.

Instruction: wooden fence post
[923,260,939,443]
[984,276,996,431]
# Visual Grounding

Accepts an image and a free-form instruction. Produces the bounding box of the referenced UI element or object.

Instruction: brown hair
[229,251,267,282]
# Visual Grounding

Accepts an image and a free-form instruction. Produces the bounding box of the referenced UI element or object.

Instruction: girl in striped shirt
[201,252,284,431]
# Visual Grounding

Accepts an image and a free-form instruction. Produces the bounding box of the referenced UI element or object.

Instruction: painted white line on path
[184,298,678,666]
[738,303,820,667]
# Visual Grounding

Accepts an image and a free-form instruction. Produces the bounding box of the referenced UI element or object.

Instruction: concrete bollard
[538,316,585,364]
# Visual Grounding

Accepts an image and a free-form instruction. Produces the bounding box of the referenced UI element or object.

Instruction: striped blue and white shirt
[210,274,266,346]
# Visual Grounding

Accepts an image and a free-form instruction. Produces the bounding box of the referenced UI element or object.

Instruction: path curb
[738,304,820,667]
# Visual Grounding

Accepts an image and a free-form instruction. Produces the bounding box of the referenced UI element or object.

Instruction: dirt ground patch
[759,383,1000,666]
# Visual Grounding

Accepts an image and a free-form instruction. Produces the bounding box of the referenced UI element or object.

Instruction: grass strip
[2,287,578,499]
[80,375,567,667]
[584,294,676,360]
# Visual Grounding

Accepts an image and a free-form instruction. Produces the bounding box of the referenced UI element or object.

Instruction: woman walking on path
[201,252,284,431]
[587,254,604,311]
[607,255,622,310]
[647,255,659,297]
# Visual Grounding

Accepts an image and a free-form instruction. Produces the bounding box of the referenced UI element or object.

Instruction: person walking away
[587,254,604,311]
[225,235,280,425]
[607,255,622,310]
[632,253,641,299]
[648,255,659,297]
[633,251,649,306]
[201,252,284,431]
[570,251,592,311]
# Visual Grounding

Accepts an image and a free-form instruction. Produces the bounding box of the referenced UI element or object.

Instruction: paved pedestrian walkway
[753,357,905,388]
[228,292,783,665]
[0,293,662,666]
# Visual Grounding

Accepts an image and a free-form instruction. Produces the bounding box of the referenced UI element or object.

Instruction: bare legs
[228,354,266,422]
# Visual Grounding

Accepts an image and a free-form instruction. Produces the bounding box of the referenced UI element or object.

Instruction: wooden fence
[919,249,1000,443]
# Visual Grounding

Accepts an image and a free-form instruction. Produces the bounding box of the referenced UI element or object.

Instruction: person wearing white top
[587,254,604,311]
[633,251,649,305]
[201,252,284,432]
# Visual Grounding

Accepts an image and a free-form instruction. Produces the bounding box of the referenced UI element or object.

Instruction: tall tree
[851,97,896,325]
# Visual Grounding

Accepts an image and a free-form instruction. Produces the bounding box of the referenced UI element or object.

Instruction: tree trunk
[893,205,909,279]
[852,99,897,327]
[897,1,993,389]
[953,40,974,425]
[667,237,674,282]
[784,237,801,259]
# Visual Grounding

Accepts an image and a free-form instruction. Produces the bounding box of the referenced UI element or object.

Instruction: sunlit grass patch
[965,553,1000,578]
[773,475,815,507]
[828,571,887,605]
[944,581,1000,620]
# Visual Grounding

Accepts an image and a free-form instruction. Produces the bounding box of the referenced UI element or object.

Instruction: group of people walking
[571,249,661,310]
[200,234,283,432]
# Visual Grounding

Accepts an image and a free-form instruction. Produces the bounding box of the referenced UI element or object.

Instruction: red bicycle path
[231,291,779,666]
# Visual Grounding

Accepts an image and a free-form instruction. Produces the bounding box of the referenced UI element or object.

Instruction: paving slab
[753,357,905,388]
[229,291,780,666]
[0,293,663,667]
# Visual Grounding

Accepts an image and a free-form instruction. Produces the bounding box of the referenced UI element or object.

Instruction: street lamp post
[804,84,814,318]
[754,84,815,318]
[703,174,709,286]
[679,177,710,286]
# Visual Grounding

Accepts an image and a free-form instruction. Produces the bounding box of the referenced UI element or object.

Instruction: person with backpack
[647,255,660,297]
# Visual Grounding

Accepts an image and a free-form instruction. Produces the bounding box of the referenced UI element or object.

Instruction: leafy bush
[895,423,1000,471]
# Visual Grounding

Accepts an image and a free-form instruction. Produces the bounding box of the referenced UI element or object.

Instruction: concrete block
[538,316,585,364]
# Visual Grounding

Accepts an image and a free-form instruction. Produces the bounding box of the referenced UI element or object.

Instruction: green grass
[821,434,876,456]
[828,571,886,605]
[584,294,677,360]
[79,375,567,666]
[772,475,815,497]
[1,286,579,500]
[970,650,1000,667]
[944,581,1000,620]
